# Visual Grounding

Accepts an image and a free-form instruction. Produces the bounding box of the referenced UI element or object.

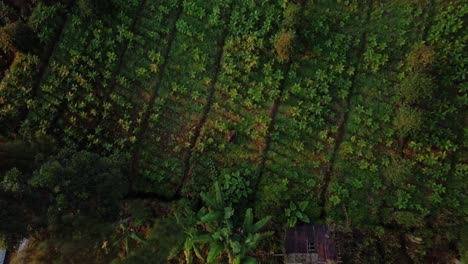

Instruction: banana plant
[184,181,273,264]
[113,221,146,257]
[183,227,211,264]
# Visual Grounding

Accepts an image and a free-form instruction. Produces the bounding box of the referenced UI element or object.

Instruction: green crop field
[0,0,466,263]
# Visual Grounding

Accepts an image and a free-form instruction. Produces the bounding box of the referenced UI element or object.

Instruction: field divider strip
[92,0,148,130]
[30,0,77,99]
[250,0,310,206]
[250,62,291,205]
[318,0,374,219]
[17,0,77,129]
[174,1,237,197]
[45,1,147,135]
[129,5,184,185]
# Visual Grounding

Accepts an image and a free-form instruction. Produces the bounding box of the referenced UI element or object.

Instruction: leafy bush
[407,43,435,72]
[30,149,128,220]
[274,30,295,62]
[77,0,114,18]
[0,21,39,53]
[394,105,423,138]
[384,159,412,187]
[183,182,272,264]
[118,217,184,264]
[1,168,24,192]
[393,211,424,228]
[282,3,300,29]
[28,2,64,43]
[285,201,310,227]
[220,169,252,204]
[255,177,289,221]
[398,73,435,105]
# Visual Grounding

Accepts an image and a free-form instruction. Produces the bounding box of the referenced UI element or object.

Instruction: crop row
[23,0,144,146]
[256,0,367,222]
[327,0,440,226]
[186,0,285,200]
[0,2,69,134]
[133,0,233,195]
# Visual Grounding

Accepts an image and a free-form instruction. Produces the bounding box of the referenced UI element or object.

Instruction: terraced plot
[0,0,466,262]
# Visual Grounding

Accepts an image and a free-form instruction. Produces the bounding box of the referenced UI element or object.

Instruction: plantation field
[0,0,466,263]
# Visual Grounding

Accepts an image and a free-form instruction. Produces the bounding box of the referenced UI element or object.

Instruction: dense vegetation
[0,0,466,263]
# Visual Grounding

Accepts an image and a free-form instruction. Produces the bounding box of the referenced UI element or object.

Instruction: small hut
[285,224,341,264]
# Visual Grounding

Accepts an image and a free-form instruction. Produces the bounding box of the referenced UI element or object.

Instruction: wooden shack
[285,224,341,264]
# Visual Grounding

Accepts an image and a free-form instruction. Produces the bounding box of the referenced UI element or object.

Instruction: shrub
[383,156,412,185]
[282,3,300,29]
[407,43,435,72]
[255,177,290,221]
[30,149,128,220]
[28,2,64,43]
[398,73,435,105]
[0,22,38,53]
[274,30,295,62]
[77,0,114,18]
[394,105,423,138]
[220,169,252,204]
[393,211,424,228]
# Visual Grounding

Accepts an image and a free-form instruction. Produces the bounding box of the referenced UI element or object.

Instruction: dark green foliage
[2,149,129,263]
[0,0,465,263]
[398,73,435,105]
[274,30,295,62]
[285,201,310,227]
[123,201,152,227]
[30,149,128,221]
[183,182,272,264]
[407,43,435,72]
[0,21,38,53]
[0,135,55,247]
[0,141,128,251]
[282,3,301,29]
[117,217,184,264]
[393,211,424,228]
[76,0,114,18]
[255,177,289,222]
[0,135,54,175]
[28,2,64,43]
[220,168,252,204]
[0,2,20,25]
[394,105,423,138]
[208,158,219,178]
[382,156,412,185]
